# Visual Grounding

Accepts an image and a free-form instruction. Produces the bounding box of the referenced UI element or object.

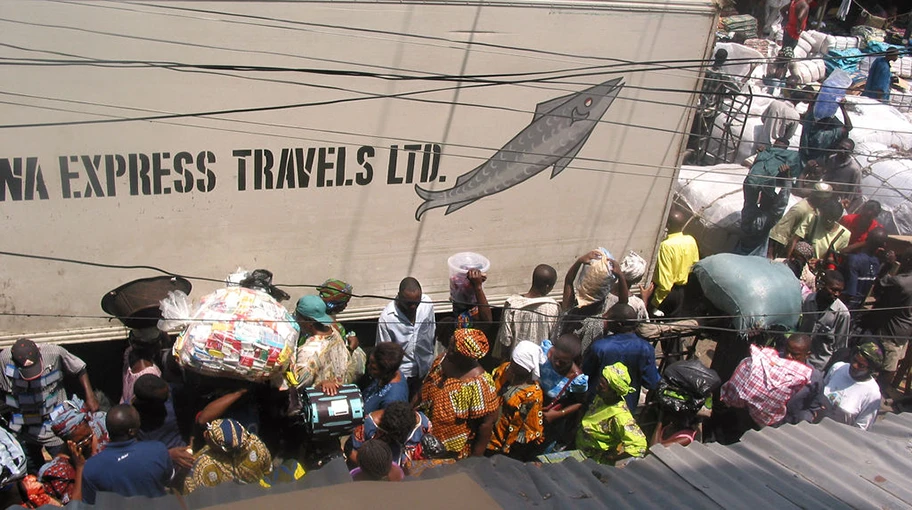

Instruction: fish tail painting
[414,186,464,221]
[414,77,624,221]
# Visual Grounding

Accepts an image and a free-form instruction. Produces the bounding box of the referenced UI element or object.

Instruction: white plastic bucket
[447,252,491,305]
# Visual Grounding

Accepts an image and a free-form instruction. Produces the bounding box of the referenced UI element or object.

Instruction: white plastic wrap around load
[843,97,912,149]
[674,164,802,254]
[674,151,912,254]
[714,43,766,84]
[735,97,912,163]
[853,142,912,234]
[822,34,862,53]
[858,55,912,79]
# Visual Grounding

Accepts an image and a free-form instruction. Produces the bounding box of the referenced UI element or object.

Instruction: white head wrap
[511,340,544,379]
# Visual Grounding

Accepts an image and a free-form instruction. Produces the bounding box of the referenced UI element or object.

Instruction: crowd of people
[0,194,907,506]
[2,22,911,498]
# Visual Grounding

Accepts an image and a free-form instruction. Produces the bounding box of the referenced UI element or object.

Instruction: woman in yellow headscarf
[576,362,647,465]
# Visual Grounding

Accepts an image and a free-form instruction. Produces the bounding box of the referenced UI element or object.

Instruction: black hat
[11,338,42,381]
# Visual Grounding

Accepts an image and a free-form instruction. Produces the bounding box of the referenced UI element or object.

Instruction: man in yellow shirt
[796,199,850,261]
[642,210,700,316]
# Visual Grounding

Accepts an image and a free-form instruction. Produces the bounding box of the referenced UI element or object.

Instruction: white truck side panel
[0,0,716,344]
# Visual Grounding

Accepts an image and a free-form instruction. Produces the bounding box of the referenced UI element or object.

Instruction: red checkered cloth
[721,345,812,426]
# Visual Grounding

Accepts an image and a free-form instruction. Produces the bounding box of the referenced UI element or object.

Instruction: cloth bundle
[791,58,827,84]
[720,345,811,425]
[721,15,758,39]
[743,38,778,58]
[823,34,861,53]
[573,247,615,307]
[851,25,886,49]
[619,251,647,285]
[691,253,802,334]
[172,287,299,382]
[825,48,865,74]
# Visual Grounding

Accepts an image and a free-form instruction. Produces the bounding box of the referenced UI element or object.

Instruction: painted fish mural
[415,77,624,220]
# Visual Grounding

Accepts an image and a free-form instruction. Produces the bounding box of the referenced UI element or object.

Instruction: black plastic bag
[240,269,291,302]
[656,380,705,414]
[420,433,453,459]
[663,359,721,399]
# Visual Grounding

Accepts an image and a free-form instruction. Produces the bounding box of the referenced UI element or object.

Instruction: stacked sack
[791,30,829,85]
[721,14,758,39]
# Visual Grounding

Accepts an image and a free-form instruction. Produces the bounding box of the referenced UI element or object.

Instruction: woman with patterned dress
[576,363,648,465]
[38,397,109,504]
[487,341,545,461]
[418,329,500,459]
[183,419,273,493]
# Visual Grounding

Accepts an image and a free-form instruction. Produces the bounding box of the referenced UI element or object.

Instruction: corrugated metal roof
[415,454,720,509]
[17,415,912,510]
[415,416,912,510]
[870,411,912,443]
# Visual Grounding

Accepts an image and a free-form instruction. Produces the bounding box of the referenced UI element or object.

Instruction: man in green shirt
[739,142,802,255]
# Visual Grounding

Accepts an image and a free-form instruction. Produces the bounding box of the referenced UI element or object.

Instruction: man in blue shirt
[74,404,174,504]
[863,48,899,101]
[582,304,661,411]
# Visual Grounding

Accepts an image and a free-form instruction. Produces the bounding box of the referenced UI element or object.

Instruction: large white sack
[852,141,912,234]
[846,96,912,150]
[714,43,765,85]
[675,164,802,254]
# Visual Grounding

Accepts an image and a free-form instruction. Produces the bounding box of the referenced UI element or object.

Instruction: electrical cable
[6,91,912,199]
[2,310,910,340]
[0,248,906,328]
[9,88,912,199]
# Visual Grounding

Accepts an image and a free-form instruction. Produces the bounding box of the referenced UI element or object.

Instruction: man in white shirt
[759,75,802,148]
[821,341,883,430]
[376,277,436,398]
[494,264,560,360]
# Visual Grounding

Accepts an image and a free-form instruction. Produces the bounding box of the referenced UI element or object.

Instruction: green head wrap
[601,362,634,396]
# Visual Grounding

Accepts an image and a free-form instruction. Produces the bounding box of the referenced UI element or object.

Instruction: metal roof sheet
[415,416,912,510]
[870,411,912,443]
[17,414,912,510]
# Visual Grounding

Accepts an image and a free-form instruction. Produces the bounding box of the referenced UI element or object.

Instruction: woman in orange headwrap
[417,329,500,459]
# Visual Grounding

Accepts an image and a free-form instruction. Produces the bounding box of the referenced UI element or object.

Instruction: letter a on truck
[0,0,717,345]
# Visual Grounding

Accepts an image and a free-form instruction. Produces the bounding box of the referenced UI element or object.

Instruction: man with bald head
[74,404,174,504]
[494,264,560,359]
[377,277,436,398]
[642,209,700,316]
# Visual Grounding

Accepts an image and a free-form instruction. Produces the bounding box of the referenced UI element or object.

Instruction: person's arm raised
[562,251,603,311]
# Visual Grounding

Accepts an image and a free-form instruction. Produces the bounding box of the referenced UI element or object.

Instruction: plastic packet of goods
[174,286,299,381]
[573,247,616,307]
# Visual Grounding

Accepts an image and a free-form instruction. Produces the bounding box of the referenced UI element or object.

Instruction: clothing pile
[171,286,299,382]
[824,48,865,74]
[851,25,886,49]
[743,38,778,58]
[721,14,759,40]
